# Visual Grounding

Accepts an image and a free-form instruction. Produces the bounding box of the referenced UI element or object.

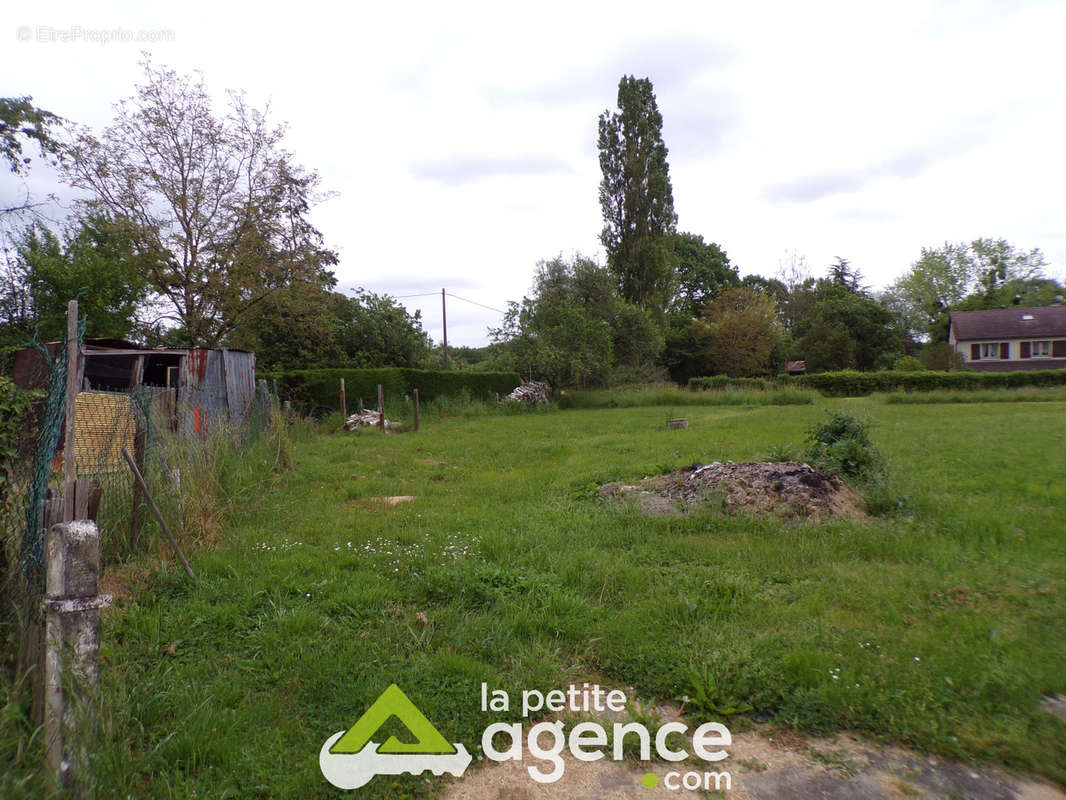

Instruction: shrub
[804,410,883,482]
[0,378,41,511]
[892,355,925,372]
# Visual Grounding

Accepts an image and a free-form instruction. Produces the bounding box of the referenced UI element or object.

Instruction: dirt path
[440,696,1064,800]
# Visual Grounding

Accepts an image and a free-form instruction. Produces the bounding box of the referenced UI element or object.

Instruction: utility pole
[441,287,449,370]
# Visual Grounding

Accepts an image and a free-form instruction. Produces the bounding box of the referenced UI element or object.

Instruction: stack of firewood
[504,381,550,404]
[344,409,389,430]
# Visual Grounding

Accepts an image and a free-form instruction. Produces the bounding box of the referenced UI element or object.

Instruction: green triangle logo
[329,684,457,755]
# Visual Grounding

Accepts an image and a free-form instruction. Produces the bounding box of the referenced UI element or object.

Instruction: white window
[1031,340,1051,357]
[981,342,1002,359]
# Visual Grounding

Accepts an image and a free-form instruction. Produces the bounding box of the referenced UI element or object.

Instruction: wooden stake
[121,448,196,581]
[339,377,346,418]
[63,300,79,524]
[413,388,420,432]
[377,384,385,433]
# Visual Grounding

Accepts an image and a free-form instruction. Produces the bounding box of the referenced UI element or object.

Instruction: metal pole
[441,288,449,370]
[377,384,385,433]
[339,377,346,419]
[63,301,79,523]
[413,389,420,432]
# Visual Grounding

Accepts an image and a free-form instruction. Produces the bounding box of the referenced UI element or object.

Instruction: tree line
[2,70,1062,383]
[486,76,1062,386]
[0,63,433,373]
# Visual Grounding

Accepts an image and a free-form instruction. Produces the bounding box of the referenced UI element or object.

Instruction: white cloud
[4,0,1065,344]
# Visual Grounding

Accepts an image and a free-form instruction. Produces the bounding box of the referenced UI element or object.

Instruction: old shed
[13,339,257,437]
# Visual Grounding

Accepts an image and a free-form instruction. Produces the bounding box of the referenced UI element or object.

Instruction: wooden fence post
[339,378,346,419]
[413,389,420,432]
[44,520,111,794]
[377,384,385,433]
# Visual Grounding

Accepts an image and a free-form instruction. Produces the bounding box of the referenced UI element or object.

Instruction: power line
[444,292,508,315]
[390,290,509,315]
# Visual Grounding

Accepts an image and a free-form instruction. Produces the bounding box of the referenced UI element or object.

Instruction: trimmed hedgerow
[260,367,522,411]
[690,369,1066,397]
[796,368,1066,396]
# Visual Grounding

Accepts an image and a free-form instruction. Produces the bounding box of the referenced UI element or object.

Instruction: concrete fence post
[43,520,112,794]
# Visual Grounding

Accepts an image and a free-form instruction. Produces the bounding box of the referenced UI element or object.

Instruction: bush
[892,355,925,372]
[0,378,41,527]
[804,410,883,483]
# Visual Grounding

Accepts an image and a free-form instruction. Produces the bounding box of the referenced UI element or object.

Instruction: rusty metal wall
[221,350,256,425]
[178,349,256,435]
[179,349,225,436]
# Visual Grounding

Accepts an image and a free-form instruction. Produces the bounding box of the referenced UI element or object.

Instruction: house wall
[952,337,1066,371]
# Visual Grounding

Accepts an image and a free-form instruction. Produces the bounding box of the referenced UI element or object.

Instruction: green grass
[884,386,1066,404]
[559,385,816,409]
[5,398,1065,797]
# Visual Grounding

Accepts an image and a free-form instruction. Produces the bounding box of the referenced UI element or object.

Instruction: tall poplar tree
[597,76,677,311]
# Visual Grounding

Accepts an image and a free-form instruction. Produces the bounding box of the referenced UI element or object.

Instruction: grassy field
[5,396,1066,798]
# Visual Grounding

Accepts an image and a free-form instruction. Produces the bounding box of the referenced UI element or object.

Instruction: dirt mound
[601,461,866,521]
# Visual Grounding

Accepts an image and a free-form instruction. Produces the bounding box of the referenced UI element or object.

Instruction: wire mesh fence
[2,329,277,701]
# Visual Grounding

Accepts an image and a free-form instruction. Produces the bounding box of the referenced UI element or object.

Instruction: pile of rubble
[504,380,550,404]
[601,461,866,521]
[344,409,389,430]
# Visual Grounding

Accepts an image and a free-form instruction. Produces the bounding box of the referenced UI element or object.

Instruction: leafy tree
[336,290,433,369]
[884,238,1051,342]
[598,76,677,310]
[918,341,964,371]
[491,254,659,388]
[3,214,155,342]
[61,59,337,347]
[227,283,343,371]
[0,97,62,176]
[669,232,739,317]
[230,287,433,372]
[793,282,900,371]
[827,256,865,293]
[694,288,782,377]
[739,274,789,308]
[661,313,711,384]
[1,96,63,221]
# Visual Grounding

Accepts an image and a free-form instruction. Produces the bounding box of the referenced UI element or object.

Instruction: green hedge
[689,369,1066,397]
[796,369,1066,396]
[259,368,522,411]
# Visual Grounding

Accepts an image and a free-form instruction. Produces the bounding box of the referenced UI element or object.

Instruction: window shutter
[1054,340,1066,358]
[1020,341,1030,359]
[1000,342,1009,359]
[971,343,980,360]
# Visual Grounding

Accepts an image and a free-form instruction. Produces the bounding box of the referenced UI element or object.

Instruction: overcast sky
[5,0,1065,346]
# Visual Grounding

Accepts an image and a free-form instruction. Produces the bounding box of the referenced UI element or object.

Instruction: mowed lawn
[84,399,1066,798]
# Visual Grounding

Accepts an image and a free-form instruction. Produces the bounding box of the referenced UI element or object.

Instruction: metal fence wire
[3,331,275,685]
